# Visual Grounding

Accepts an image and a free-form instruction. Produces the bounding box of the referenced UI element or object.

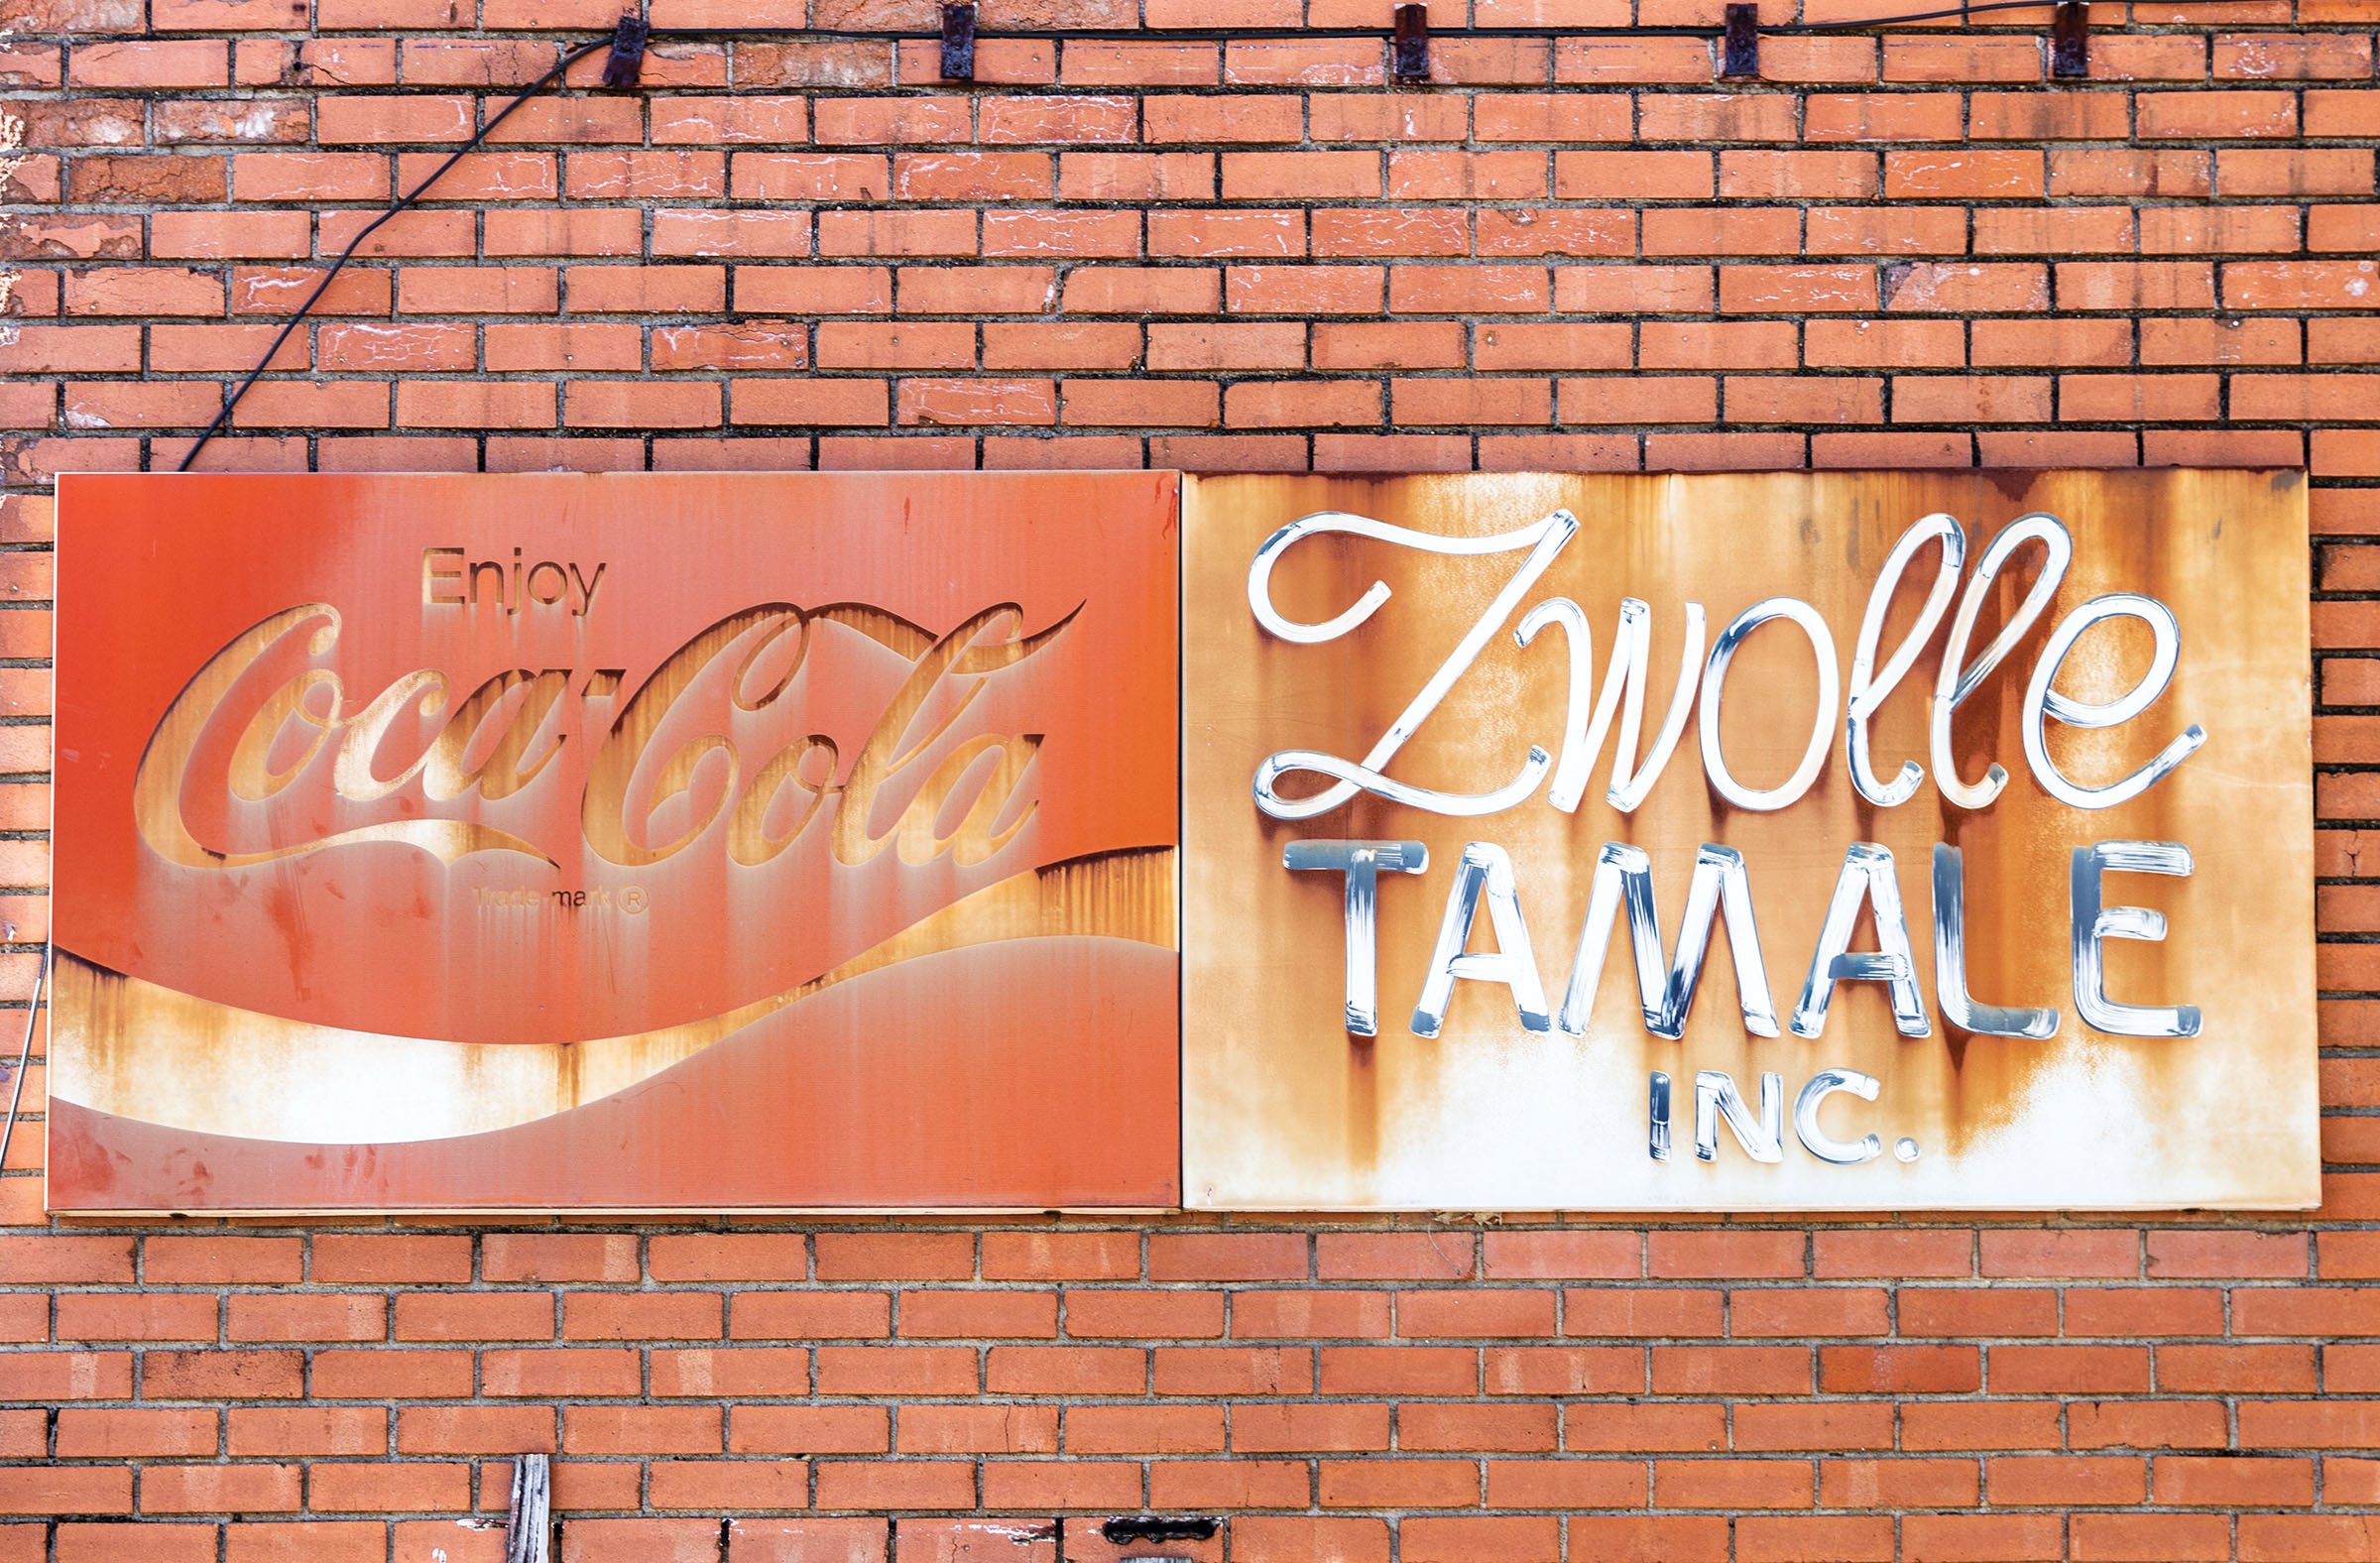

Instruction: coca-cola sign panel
[51,472,1181,1212]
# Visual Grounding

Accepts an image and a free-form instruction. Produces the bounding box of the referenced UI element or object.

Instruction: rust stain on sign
[51,471,1181,1214]
[1182,470,2317,1212]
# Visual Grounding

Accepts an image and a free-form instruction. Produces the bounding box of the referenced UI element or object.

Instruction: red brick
[1802,92,1958,146]
[1229,1403,1388,1456]
[1884,36,2042,82]
[225,1522,387,1563]
[1061,152,1214,201]
[56,1408,218,1458]
[1314,208,1470,258]
[482,1348,642,1398]
[733,154,887,201]
[1231,1290,1388,1339]
[1901,1514,2065,1563]
[2148,1230,2309,1277]
[392,1291,554,1342]
[1648,1231,1805,1278]
[311,1350,473,1399]
[898,378,1057,426]
[1986,1454,2146,1505]
[2084,1512,2227,1560]
[1656,1457,1815,1509]
[2237,1517,2380,1563]
[1900,1402,2065,1453]
[1478,1232,1636,1278]
[56,1293,216,1341]
[812,1462,974,1510]
[1392,1287,1557,1336]
[731,1406,890,1456]
[1560,264,1715,313]
[1227,1517,1385,1563]
[1400,1402,1558,1453]
[1317,1458,1478,1508]
[2163,1343,2318,1393]
[966,318,1132,366]
[1565,1401,1725,1453]
[1317,1345,1474,1395]
[980,94,1134,144]
[1971,320,2135,368]
[564,1404,723,1456]
[2222,148,2375,195]
[1399,1516,1557,1563]
[1562,1285,1724,1337]
[984,211,1140,258]
[0,1468,131,1516]
[56,1525,217,1563]
[1062,380,1218,428]
[1821,1457,1978,1509]
[0,1236,132,1282]
[817,1345,978,1395]
[1566,1517,1727,1563]
[643,1459,806,1511]
[820,210,979,258]
[1654,1343,1812,1395]
[1989,1344,2150,1393]
[228,1407,386,1458]
[557,1519,721,1563]
[1149,1234,1304,1281]
[563,1292,723,1341]
[987,1345,1143,1395]
[143,1463,302,1513]
[2156,1455,2316,1506]
[143,1349,303,1400]
[646,1347,804,1398]
[727,1519,889,1563]
[1738,1516,1894,1563]
[1556,151,1715,198]
[1639,322,1798,371]
[897,1289,1059,1337]
[397,1405,557,1456]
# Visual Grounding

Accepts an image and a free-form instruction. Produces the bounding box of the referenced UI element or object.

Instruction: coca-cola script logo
[135,544,1079,880]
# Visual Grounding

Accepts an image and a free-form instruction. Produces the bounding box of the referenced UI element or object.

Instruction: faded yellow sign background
[1183,470,2317,1212]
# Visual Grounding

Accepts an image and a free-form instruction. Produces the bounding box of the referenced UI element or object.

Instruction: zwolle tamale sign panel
[1183,470,2316,1211]
[52,472,1179,1213]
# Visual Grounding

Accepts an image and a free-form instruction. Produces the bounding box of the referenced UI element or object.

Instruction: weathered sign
[1183,471,2317,1211]
[51,469,2318,1213]
[52,472,1181,1212]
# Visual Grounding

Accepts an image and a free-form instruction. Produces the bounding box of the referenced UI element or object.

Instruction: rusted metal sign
[1183,471,2317,1211]
[52,472,1180,1213]
[52,469,2318,1214]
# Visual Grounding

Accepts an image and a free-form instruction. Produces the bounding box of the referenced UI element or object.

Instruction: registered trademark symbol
[620,885,649,914]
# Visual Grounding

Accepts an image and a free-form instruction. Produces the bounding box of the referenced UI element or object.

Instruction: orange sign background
[51,472,1180,1213]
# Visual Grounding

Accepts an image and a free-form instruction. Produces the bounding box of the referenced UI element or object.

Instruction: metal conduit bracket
[941,2,977,79]
[2051,0,2089,78]
[600,11,648,86]
[504,1453,551,1563]
[1391,3,1430,80]
[1721,2,1759,77]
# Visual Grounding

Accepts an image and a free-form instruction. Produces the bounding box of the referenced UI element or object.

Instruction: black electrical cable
[647,23,1729,37]
[1776,0,2098,30]
[178,36,612,470]
[650,3,2172,40]
[173,0,2248,472]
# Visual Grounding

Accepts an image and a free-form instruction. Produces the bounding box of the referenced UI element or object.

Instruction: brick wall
[6,0,2380,1558]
